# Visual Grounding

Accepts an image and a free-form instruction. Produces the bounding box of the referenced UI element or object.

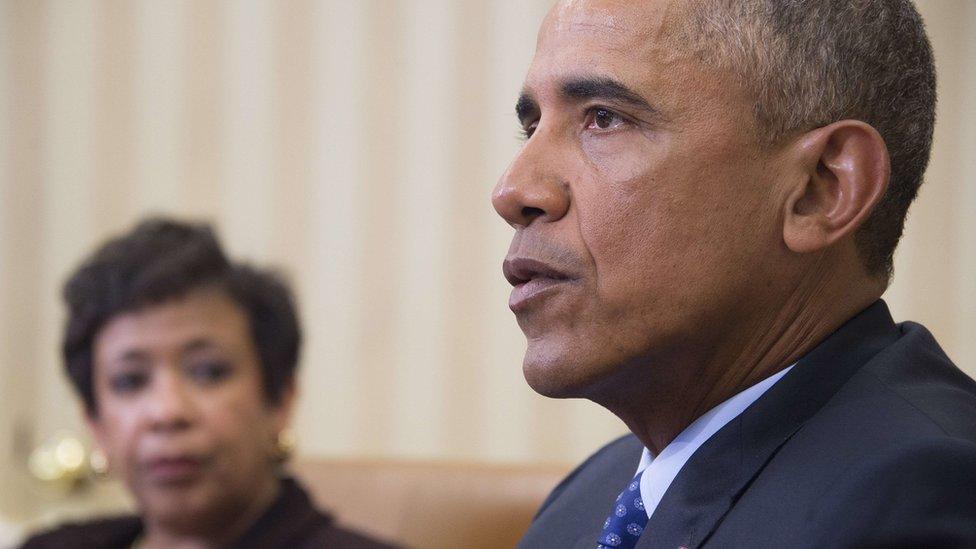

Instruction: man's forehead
[526,0,701,101]
[520,0,756,142]
[531,0,700,84]
[540,0,689,46]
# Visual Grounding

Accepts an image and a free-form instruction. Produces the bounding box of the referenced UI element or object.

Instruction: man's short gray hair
[685,0,936,280]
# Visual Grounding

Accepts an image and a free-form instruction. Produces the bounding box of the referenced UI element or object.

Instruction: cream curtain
[1,0,973,527]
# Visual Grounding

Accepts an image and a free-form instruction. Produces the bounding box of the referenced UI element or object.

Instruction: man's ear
[782,120,890,254]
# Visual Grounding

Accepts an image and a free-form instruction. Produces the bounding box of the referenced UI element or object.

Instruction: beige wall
[1,0,973,530]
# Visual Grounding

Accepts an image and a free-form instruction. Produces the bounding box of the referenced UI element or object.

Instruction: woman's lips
[144,456,204,484]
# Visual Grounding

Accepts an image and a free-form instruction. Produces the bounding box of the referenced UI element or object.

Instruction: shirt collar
[636,365,794,519]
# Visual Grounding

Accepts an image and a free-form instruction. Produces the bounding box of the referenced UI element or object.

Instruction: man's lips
[503,257,576,311]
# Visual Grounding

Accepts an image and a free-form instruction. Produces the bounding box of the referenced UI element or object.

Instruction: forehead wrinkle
[542,0,640,51]
[540,0,699,68]
[550,0,690,36]
[550,0,636,30]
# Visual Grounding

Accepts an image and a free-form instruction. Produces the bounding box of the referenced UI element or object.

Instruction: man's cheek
[582,136,652,186]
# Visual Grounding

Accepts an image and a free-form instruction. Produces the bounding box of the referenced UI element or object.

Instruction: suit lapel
[637,301,900,549]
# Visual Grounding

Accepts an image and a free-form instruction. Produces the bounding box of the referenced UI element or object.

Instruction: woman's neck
[140,474,281,549]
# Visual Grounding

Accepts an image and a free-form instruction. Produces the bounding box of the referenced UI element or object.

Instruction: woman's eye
[109,372,148,394]
[587,108,626,131]
[188,361,232,385]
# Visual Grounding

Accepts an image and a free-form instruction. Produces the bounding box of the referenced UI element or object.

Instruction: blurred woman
[23,218,396,548]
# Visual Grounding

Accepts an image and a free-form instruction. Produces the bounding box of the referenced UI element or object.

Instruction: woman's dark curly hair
[62,217,301,416]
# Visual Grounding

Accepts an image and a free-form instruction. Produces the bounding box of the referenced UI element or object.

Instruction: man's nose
[146,370,195,432]
[491,133,570,229]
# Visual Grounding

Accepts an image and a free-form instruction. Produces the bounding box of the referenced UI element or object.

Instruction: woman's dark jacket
[21,477,398,548]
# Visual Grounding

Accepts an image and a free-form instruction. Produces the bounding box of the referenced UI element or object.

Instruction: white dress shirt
[636,365,794,520]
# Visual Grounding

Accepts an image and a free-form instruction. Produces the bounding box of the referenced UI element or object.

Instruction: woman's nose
[146,370,195,432]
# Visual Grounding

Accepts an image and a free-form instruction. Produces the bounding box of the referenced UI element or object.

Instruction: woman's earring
[90,447,109,479]
[274,429,296,463]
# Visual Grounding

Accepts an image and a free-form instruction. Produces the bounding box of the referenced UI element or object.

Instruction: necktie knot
[597,470,648,548]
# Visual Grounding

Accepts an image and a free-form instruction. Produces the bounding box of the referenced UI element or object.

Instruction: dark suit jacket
[22,477,399,549]
[519,301,976,548]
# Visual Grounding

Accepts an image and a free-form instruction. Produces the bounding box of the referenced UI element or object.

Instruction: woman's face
[88,289,292,531]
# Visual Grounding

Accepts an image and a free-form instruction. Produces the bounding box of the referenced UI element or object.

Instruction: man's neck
[596,255,885,455]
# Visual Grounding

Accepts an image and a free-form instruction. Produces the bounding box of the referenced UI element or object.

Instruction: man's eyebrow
[560,76,659,116]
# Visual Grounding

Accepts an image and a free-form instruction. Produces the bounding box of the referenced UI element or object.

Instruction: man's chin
[522,345,604,399]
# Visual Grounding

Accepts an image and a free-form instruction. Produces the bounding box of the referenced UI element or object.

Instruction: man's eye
[109,372,148,394]
[187,361,232,385]
[586,108,627,131]
[520,121,538,141]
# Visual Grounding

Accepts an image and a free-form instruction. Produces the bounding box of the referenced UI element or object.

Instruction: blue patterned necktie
[597,470,648,548]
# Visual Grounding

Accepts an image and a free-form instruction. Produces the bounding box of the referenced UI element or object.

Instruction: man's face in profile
[493,0,792,399]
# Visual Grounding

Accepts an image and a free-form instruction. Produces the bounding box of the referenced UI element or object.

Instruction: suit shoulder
[517,434,643,548]
[535,433,641,515]
[809,437,976,547]
[718,435,976,547]
[851,321,976,440]
[575,433,643,473]
[578,433,644,474]
[763,330,976,513]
